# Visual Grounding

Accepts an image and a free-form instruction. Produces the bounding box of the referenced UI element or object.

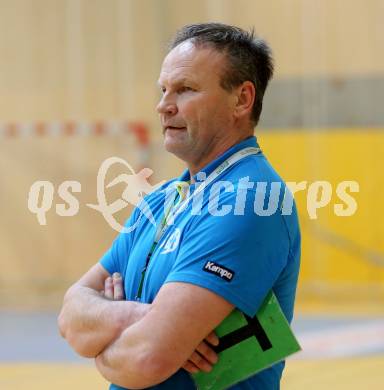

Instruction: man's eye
[178,87,193,94]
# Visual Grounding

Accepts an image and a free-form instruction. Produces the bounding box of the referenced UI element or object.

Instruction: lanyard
[135,146,261,300]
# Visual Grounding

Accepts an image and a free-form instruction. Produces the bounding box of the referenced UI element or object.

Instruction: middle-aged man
[59,23,301,389]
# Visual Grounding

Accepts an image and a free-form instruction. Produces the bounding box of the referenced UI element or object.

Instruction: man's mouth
[165,126,187,132]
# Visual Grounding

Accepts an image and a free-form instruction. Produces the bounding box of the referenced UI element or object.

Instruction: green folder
[192,291,301,390]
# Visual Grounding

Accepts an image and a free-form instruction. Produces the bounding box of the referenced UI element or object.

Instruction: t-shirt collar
[178,136,260,183]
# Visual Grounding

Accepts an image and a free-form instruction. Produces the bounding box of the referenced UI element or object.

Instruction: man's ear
[233,81,255,120]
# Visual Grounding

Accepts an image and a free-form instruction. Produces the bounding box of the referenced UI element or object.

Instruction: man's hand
[101,272,125,301]
[182,330,219,374]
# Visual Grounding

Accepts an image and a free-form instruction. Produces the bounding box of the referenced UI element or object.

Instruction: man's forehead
[158,41,225,83]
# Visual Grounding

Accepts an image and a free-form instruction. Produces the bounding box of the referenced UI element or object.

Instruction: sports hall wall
[0,0,383,308]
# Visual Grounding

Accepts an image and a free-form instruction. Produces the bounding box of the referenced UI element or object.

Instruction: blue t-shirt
[100,136,301,390]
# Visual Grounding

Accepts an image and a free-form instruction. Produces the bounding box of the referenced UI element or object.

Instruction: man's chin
[164,139,182,153]
[163,137,189,158]
[164,131,188,151]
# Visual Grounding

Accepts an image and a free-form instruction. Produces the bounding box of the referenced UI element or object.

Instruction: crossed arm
[58,264,150,358]
[58,263,234,388]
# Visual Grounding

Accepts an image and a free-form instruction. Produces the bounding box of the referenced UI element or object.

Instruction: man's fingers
[187,350,214,372]
[103,273,124,301]
[104,277,114,299]
[205,331,219,346]
[195,340,219,365]
[112,272,125,300]
[183,333,219,374]
[182,360,200,374]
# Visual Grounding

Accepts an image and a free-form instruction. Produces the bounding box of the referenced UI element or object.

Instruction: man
[58,23,300,389]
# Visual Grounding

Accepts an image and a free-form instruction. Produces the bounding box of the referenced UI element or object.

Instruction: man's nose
[156,97,178,116]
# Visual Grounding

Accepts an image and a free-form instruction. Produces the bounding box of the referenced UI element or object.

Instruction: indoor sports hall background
[0,0,383,389]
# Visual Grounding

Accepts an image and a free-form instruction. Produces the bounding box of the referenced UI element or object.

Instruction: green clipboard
[192,291,301,390]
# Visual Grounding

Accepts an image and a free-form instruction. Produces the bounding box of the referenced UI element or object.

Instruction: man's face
[157,41,236,164]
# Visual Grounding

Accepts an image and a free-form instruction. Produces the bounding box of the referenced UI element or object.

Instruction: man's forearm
[58,284,150,358]
[95,320,171,389]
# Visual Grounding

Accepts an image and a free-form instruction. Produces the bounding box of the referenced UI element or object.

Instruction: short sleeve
[99,207,140,275]
[164,192,290,317]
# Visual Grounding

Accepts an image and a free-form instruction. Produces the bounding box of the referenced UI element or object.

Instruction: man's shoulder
[209,154,289,209]
[224,153,284,184]
[192,154,299,237]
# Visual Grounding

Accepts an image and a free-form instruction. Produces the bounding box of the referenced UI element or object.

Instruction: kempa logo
[203,261,235,282]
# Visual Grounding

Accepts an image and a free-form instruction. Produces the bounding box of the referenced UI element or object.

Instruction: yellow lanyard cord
[135,181,189,300]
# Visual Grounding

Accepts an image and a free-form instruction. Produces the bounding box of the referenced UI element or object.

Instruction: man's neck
[187,134,251,182]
